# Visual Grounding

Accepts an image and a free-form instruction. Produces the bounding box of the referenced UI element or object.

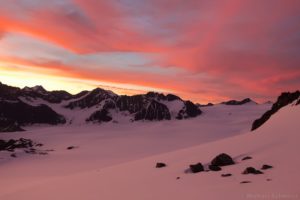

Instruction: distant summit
[221,98,257,105]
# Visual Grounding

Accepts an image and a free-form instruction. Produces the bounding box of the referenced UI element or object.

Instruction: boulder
[261,164,273,170]
[240,181,251,184]
[67,146,76,150]
[241,156,252,161]
[189,163,204,173]
[156,162,167,168]
[209,165,222,171]
[10,153,16,158]
[242,167,263,175]
[221,173,232,177]
[211,153,235,166]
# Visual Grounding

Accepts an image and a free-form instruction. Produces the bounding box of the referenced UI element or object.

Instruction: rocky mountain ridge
[0,82,202,132]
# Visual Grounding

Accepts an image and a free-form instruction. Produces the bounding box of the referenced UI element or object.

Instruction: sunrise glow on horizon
[0,0,299,103]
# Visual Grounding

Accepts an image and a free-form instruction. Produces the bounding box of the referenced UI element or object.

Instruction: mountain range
[1,82,299,133]
[0,82,202,132]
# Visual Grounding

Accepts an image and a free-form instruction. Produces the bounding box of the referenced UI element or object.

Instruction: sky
[0,0,299,103]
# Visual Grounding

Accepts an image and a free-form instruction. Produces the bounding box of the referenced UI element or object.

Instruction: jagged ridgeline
[0,82,202,132]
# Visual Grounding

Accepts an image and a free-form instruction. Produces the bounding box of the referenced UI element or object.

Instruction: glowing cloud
[0,0,299,103]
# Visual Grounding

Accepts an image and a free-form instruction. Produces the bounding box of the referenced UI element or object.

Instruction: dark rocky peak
[251,91,300,131]
[0,82,21,100]
[222,98,256,105]
[66,88,117,109]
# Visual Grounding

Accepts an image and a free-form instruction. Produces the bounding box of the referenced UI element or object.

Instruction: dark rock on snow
[261,164,273,170]
[240,181,251,184]
[242,167,263,175]
[209,165,222,171]
[211,153,235,166]
[189,163,204,173]
[10,153,17,158]
[156,162,167,168]
[221,173,232,177]
[67,146,76,150]
[0,138,35,151]
[87,108,113,123]
[241,156,252,161]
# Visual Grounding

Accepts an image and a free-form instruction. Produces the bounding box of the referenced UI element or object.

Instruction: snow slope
[2,103,298,200]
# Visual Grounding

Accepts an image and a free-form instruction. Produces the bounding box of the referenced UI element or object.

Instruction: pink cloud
[0,0,299,103]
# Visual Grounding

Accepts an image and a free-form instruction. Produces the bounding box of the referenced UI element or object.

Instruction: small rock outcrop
[156,162,167,168]
[261,164,273,170]
[209,165,222,171]
[189,163,204,173]
[211,153,235,166]
[221,173,232,177]
[242,167,263,175]
[240,181,251,184]
[66,146,78,150]
[0,138,35,151]
[87,109,113,123]
[241,156,252,161]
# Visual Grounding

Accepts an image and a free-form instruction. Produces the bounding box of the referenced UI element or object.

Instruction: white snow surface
[1,103,299,199]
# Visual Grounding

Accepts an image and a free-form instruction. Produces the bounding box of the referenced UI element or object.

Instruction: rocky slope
[251,91,300,131]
